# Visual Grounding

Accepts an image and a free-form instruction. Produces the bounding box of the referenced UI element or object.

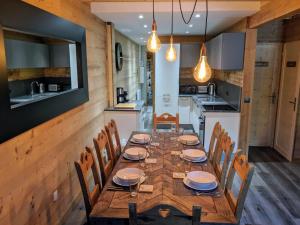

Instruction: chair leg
[128,202,137,225]
[192,205,202,225]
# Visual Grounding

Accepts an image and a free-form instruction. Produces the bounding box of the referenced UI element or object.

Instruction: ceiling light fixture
[189,24,193,28]
[138,14,144,19]
[165,0,176,62]
[144,24,148,28]
[193,0,212,83]
[185,31,190,34]
[195,14,201,18]
[147,0,161,53]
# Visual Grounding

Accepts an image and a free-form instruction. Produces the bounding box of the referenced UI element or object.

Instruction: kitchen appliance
[116,87,129,104]
[197,86,208,94]
[48,84,61,92]
[208,82,216,96]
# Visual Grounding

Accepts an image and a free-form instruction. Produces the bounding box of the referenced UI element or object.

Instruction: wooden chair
[93,130,114,186]
[212,132,235,189]
[129,203,201,225]
[207,122,224,161]
[225,150,254,223]
[74,147,102,223]
[153,113,179,132]
[105,119,122,165]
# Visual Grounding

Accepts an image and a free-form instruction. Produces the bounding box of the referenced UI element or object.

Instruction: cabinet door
[178,97,191,124]
[5,39,50,69]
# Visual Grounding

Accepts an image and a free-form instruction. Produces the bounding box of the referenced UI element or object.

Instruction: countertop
[104,100,144,112]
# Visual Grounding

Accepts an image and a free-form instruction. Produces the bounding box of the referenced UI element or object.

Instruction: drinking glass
[139,151,145,169]
[130,181,139,197]
[179,127,184,135]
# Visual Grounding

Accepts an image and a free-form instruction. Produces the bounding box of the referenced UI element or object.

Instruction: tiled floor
[63,143,300,225]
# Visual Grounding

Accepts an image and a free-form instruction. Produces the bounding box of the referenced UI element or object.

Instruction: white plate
[180,154,207,163]
[182,149,206,160]
[123,152,149,161]
[131,134,151,143]
[183,177,218,191]
[116,168,144,183]
[125,147,147,159]
[178,135,200,145]
[186,171,216,186]
[113,175,146,187]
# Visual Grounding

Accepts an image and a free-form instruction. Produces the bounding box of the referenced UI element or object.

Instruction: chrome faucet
[30,81,39,96]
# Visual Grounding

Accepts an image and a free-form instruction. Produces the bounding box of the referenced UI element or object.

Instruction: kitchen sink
[10,92,58,104]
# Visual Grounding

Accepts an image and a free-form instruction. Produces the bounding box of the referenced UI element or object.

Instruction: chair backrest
[207,122,223,161]
[225,150,254,223]
[105,119,122,164]
[129,203,201,225]
[153,113,179,132]
[74,147,101,220]
[93,130,114,186]
[212,132,235,189]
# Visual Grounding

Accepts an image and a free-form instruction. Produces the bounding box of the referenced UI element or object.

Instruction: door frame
[274,41,300,161]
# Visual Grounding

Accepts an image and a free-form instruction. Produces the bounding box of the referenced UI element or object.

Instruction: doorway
[274,41,300,160]
[249,17,300,161]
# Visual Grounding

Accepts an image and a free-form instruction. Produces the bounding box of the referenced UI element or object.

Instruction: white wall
[155,44,180,115]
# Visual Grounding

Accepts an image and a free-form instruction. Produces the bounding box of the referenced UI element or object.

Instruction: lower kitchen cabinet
[104,107,146,145]
[203,112,240,153]
[178,96,191,124]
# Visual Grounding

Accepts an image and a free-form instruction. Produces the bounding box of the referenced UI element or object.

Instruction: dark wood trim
[0,0,89,143]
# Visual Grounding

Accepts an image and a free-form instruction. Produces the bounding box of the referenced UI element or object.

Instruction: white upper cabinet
[206,32,245,70]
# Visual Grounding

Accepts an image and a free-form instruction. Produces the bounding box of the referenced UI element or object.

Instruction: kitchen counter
[104,100,144,112]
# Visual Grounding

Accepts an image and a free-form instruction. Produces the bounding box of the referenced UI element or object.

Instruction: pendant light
[193,0,212,83]
[165,0,176,62]
[147,0,161,53]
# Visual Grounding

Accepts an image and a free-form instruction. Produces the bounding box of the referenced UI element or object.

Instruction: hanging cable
[178,0,198,24]
[171,0,174,34]
[204,0,208,42]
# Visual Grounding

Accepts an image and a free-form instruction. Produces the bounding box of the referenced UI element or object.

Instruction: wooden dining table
[90,132,237,225]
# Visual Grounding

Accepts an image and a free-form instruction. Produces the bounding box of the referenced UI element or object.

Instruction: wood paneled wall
[0,1,108,225]
[113,30,140,104]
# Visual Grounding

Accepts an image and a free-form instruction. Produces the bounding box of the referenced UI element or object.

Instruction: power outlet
[53,190,58,202]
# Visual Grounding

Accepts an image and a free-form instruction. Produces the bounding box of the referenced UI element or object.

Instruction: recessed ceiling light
[185,31,190,34]
[143,40,146,43]
[144,24,148,28]
[140,37,144,40]
[148,31,151,34]
[138,14,144,19]
[195,14,201,18]
[189,24,193,28]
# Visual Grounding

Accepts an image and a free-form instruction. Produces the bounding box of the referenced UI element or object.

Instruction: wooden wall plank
[0,1,108,225]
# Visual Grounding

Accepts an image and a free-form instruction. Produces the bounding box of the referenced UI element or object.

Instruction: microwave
[48,84,61,92]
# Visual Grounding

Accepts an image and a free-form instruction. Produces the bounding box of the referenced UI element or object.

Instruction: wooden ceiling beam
[248,0,300,28]
[81,0,262,2]
[159,35,206,43]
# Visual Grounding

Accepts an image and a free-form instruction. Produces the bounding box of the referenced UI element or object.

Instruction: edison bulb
[147,30,161,53]
[165,37,176,62]
[193,55,212,83]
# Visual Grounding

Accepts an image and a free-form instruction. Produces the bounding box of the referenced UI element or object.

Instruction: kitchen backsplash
[215,79,242,110]
[213,69,243,87]
[9,77,71,98]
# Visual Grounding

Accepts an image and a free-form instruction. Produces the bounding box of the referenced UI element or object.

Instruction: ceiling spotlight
[140,37,144,40]
[148,31,151,34]
[144,24,148,28]
[143,40,146,43]
[189,24,193,28]
[195,14,201,18]
[138,14,144,19]
[185,31,190,34]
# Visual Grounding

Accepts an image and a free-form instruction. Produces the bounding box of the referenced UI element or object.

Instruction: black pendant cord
[171,0,174,35]
[153,0,155,21]
[178,0,198,24]
[204,0,208,43]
